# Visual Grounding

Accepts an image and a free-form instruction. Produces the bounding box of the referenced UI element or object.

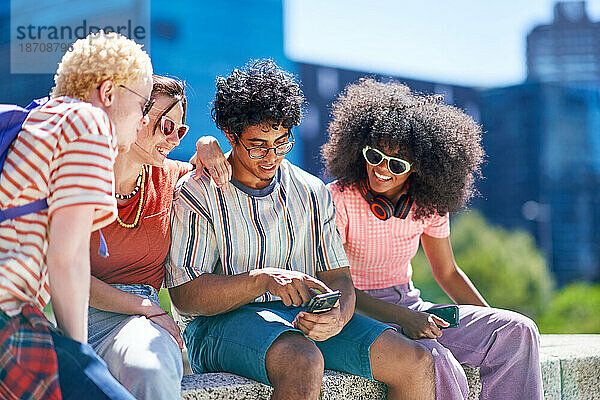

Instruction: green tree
[159,288,173,316]
[412,211,554,319]
[537,283,600,333]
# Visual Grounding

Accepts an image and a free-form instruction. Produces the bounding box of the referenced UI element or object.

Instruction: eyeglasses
[239,132,295,159]
[159,116,189,140]
[362,146,412,175]
[119,85,156,117]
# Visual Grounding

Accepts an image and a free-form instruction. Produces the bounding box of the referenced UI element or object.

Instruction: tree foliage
[537,283,600,333]
[412,210,554,319]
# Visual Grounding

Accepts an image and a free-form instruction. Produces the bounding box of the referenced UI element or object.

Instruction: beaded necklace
[116,167,145,229]
[115,170,143,200]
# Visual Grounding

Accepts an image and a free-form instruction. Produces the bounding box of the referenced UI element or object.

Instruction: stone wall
[181,334,600,400]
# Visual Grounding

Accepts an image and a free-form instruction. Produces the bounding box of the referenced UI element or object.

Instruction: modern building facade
[510,0,600,283]
[0,2,54,106]
[527,1,600,84]
[478,83,600,284]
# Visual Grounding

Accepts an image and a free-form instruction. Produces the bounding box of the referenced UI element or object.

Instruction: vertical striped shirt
[166,160,349,308]
[327,181,449,290]
[0,97,118,316]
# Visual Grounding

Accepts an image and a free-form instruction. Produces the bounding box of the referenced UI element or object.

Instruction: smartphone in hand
[425,305,459,328]
[306,290,341,313]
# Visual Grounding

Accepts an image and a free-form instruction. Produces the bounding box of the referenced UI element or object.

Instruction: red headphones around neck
[358,180,413,220]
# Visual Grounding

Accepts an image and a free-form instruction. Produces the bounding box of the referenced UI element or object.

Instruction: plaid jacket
[0,304,62,400]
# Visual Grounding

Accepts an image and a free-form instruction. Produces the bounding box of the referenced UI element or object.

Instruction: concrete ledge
[181,334,600,400]
[181,371,387,400]
[539,334,600,400]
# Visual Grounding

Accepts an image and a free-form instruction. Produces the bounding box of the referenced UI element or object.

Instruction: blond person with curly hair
[0,31,152,400]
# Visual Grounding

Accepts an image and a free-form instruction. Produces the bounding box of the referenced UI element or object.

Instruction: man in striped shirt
[166,60,435,400]
[0,32,152,399]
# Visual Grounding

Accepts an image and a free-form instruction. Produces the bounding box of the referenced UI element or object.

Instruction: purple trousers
[364,282,543,400]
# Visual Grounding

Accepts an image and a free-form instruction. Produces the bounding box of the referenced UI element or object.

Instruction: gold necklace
[116,167,146,229]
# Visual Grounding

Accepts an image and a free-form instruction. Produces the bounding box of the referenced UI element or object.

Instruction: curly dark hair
[322,78,485,220]
[211,59,305,139]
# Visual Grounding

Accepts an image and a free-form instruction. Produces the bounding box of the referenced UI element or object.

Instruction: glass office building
[527,1,600,84]
[478,83,600,284]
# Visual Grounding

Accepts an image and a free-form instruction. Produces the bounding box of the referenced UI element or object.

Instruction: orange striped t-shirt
[0,97,118,316]
[327,181,450,290]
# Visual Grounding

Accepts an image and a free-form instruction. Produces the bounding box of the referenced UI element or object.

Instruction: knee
[266,332,324,382]
[516,315,541,352]
[370,330,434,382]
[412,341,435,373]
[117,362,181,397]
[395,335,433,369]
[117,343,183,390]
[502,311,540,345]
[399,340,435,380]
[485,310,541,361]
[289,344,325,379]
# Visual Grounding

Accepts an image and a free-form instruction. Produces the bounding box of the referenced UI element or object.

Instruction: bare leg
[370,330,435,400]
[265,331,324,400]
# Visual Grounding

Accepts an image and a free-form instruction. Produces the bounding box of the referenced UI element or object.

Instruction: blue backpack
[0,97,108,257]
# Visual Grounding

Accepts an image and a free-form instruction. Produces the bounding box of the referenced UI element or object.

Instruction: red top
[90,160,191,290]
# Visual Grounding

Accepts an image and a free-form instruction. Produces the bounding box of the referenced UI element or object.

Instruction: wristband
[147,311,169,319]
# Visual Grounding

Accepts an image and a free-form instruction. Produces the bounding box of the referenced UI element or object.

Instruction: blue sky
[284,0,600,87]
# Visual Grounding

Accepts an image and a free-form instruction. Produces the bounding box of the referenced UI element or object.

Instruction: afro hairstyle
[322,78,485,220]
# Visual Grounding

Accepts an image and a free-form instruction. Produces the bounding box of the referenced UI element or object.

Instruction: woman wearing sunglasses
[321,79,542,400]
[86,75,191,400]
[195,79,543,400]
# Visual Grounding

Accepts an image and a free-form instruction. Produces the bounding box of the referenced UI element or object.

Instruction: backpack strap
[0,97,49,165]
[0,97,109,258]
[0,198,48,224]
[1,98,50,220]
[0,99,52,240]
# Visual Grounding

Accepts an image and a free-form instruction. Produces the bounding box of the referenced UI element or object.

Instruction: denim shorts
[183,301,392,385]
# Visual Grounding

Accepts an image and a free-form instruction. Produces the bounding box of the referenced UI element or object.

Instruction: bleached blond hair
[51,31,152,100]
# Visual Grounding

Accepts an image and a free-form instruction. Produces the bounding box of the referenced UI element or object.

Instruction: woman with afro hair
[195,78,543,400]
[321,78,542,400]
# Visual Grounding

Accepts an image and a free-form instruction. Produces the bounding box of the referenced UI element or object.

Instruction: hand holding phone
[295,290,345,341]
[425,305,459,329]
[305,290,341,313]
